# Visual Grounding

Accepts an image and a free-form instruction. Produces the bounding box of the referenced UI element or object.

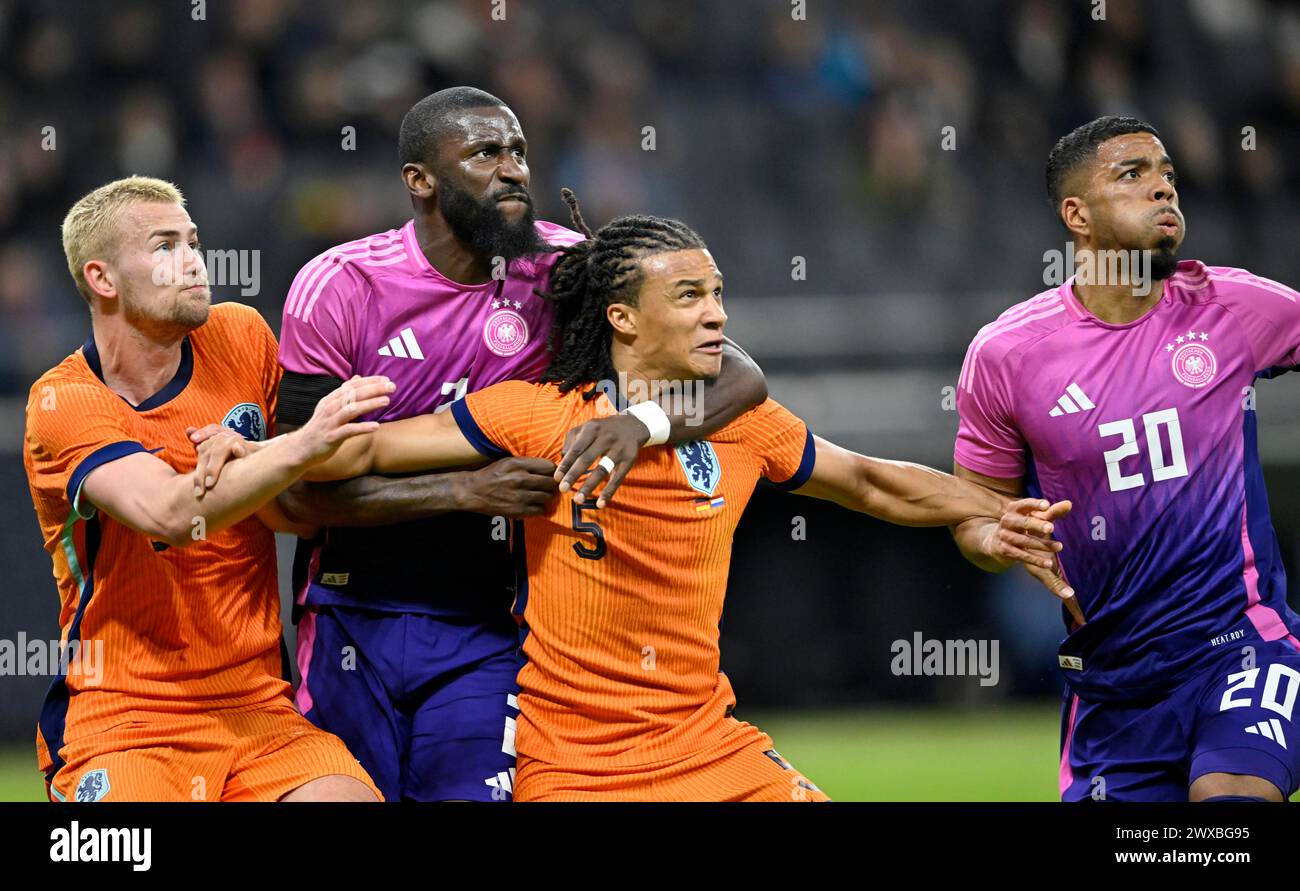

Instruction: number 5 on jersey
[571,502,606,560]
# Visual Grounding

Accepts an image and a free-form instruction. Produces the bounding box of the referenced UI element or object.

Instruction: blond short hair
[61,176,185,308]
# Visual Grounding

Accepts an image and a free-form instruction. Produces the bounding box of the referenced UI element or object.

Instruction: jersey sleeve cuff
[68,441,148,519]
[450,398,509,460]
[952,444,1025,480]
[772,427,816,491]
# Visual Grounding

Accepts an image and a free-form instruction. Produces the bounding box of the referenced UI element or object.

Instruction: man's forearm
[172,435,312,544]
[858,458,1009,528]
[277,471,479,527]
[665,337,767,442]
[300,432,375,482]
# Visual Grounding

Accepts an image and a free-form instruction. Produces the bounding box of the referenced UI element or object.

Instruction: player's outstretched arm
[794,438,1078,618]
[301,405,489,481]
[81,376,391,548]
[793,436,1014,527]
[555,336,767,507]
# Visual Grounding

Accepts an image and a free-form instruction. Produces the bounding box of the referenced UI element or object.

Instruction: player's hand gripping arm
[950,462,1082,625]
[554,336,767,507]
[79,376,392,548]
[184,425,323,537]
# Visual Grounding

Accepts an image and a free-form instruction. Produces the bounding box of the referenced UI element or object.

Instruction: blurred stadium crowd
[2,0,1300,391]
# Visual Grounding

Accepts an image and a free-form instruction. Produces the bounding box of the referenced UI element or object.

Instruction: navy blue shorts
[1060,638,1300,801]
[295,604,521,801]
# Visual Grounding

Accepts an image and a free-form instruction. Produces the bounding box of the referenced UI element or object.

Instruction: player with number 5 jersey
[272,88,770,801]
[953,116,1300,802]
[300,193,1064,801]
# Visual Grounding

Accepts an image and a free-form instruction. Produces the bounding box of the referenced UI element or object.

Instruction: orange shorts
[516,719,830,802]
[47,701,381,802]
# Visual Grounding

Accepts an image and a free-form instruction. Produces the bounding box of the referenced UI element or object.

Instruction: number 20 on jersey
[1098,407,1189,493]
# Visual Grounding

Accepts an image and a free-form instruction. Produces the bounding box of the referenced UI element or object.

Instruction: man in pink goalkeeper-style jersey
[267,87,767,801]
[952,116,1300,802]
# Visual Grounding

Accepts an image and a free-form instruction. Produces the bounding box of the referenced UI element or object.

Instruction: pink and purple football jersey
[278,218,585,616]
[957,260,1300,701]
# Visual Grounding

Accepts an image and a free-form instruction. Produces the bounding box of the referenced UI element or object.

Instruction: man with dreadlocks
[251,88,767,803]
[297,191,1068,801]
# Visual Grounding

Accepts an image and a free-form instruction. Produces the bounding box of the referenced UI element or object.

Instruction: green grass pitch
[749,705,1061,801]
[0,705,1063,802]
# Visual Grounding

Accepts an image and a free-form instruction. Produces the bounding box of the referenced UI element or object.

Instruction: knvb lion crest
[75,768,110,802]
[222,402,267,441]
[675,440,721,496]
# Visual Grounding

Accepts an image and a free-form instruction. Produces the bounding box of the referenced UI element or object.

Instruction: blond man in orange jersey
[24,176,395,801]
[294,195,1068,801]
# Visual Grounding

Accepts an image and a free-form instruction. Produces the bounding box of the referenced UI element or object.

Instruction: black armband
[277,370,345,428]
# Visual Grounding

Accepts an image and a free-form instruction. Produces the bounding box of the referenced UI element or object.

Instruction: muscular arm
[299,408,485,481]
[790,439,1076,617]
[793,436,1010,527]
[276,426,555,526]
[254,491,321,538]
[274,409,491,525]
[186,429,324,537]
[85,376,386,546]
[278,470,477,527]
[83,434,326,548]
[272,364,558,525]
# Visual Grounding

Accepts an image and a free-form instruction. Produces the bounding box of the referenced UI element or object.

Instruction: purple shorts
[296,601,521,801]
[1060,637,1300,801]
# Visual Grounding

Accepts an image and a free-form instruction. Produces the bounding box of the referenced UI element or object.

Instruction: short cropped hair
[61,175,185,307]
[398,86,509,168]
[1045,115,1161,221]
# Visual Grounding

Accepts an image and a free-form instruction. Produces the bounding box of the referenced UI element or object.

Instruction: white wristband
[623,400,671,446]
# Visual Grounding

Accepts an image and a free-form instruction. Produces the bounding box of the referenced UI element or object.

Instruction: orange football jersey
[451,383,814,769]
[23,302,286,779]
